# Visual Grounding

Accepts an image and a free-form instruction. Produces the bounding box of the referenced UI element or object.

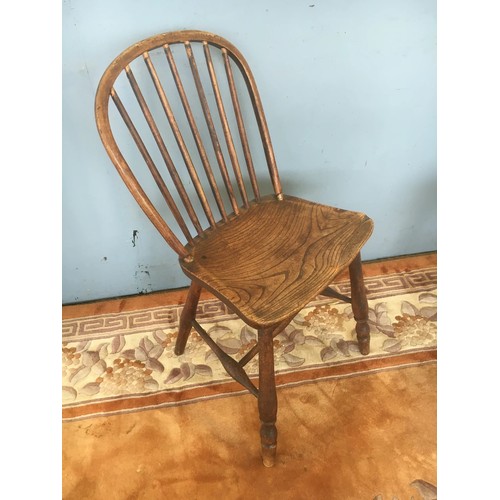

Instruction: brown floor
[62,252,437,499]
[62,363,436,500]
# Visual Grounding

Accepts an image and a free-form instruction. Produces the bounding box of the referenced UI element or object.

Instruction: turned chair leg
[258,327,278,467]
[175,281,202,356]
[349,253,370,355]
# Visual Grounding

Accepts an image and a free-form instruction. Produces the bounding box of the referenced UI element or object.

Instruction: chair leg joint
[192,320,259,397]
[175,282,202,356]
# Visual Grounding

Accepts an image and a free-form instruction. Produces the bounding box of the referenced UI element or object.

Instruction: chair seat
[181,194,373,328]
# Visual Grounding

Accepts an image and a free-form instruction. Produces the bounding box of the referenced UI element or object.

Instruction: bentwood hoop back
[95,30,374,467]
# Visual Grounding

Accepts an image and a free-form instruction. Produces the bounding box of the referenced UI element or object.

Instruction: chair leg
[174,281,202,356]
[258,327,278,467]
[349,253,370,355]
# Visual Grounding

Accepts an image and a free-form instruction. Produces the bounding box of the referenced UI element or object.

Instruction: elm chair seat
[181,194,373,328]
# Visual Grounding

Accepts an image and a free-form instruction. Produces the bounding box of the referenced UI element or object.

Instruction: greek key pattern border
[62,266,436,342]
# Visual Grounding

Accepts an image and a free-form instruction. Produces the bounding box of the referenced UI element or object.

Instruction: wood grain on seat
[181,195,373,327]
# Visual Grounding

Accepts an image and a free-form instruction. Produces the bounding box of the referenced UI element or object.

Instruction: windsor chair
[95,30,374,467]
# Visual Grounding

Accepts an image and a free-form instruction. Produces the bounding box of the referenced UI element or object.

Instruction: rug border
[63,348,436,421]
[62,259,437,421]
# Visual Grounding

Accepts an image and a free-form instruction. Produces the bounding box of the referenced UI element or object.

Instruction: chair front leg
[349,253,370,355]
[175,281,202,356]
[258,327,278,467]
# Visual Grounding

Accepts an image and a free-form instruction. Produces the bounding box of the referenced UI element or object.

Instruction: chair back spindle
[95,31,283,256]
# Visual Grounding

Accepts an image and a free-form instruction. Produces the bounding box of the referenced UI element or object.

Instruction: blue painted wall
[62,0,436,304]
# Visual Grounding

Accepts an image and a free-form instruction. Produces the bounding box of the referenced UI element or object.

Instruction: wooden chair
[95,30,373,467]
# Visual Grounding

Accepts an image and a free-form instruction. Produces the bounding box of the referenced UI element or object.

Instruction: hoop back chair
[95,30,374,467]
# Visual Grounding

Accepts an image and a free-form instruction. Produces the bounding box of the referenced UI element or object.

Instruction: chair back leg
[349,253,371,355]
[258,327,278,467]
[175,281,202,355]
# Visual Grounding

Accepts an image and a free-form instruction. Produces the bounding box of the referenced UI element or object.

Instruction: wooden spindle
[203,42,249,208]
[241,69,282,198]
[192,320,258,397]
[140,54,204,236]
[183,42,240,216]
[125,65,202,240]
[165,44,231,222]
[163,44,218,227]
[222,48,261,202]
[110,88,193,242]
[320,286,352,304]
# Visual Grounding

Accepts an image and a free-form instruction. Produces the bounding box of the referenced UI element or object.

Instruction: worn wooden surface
[94,30,374,466]
[181,194,373,328]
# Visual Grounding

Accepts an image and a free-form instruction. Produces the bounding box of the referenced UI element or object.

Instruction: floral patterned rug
[62,266,436,420]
